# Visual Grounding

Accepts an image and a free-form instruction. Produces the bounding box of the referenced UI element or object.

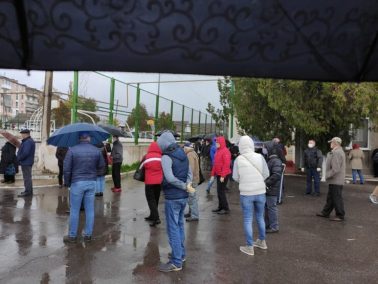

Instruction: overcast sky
[1,69,222,123]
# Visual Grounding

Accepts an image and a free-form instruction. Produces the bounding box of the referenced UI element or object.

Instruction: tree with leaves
[157,111,175,131]
[126,104,152,131]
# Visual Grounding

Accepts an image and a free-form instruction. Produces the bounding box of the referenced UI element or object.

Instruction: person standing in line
[301,139,323,196]
[111,135,123,193]
[56,147,69,188]
[201,139,211,171]
[211,136,232,215]
[0,142,18,184]
[17,129,35,197]
[233,136,270,256]
[63,132,104,243]
[348,144,364,184]
[183,142,200,222]
[264,142,283,233]
[157,131,193,272]
[143,141,163,227]
[206,136,217,193]
[272,137,286,204]
[316,137,346,222]
[95,143,108,197]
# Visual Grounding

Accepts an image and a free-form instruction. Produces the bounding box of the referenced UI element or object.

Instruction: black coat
[304,147,323,169]
[0,142,18,174]
[265,155,283,196]
[56,147,68,166]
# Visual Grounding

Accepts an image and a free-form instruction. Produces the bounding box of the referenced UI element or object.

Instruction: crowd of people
[1,128,378,272]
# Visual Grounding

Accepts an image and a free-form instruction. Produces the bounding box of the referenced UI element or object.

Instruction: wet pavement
[0,175,377,284]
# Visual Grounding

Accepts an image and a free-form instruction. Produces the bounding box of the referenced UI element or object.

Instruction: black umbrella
[97,124,127,138]
[187,134,205,143]
[155,130,180,138]
[1,1,378,81]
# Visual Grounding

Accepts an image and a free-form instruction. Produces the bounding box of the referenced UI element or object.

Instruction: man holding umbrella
[63,132,104,243]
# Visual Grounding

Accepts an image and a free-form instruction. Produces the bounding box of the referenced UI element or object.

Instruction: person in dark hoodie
[56,147,69,188]
[0,142,18,184]
[264,142,284,233]
[111,135,123,193]
[157,131,194,273]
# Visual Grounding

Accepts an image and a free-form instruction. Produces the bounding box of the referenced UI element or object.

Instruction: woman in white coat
[233,136,270,256]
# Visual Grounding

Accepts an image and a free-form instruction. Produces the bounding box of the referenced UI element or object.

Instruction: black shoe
[63,235,77,243]
[95,192,103,197]
[217,209,230,215]
[150,220,161,227]
[184,213,191,218]
[83,235,92,242]
[305,192,311,195]
[18,191,33,197]
[212,208,222,213]
[266,228,279,233]
[312,192,320,197]
[144,216,153,221]
[186,217,199,222]
[316,212,329,218]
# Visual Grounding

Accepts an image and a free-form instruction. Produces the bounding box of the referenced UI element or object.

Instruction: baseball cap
[19,129,30,134]
[328,137,342,144]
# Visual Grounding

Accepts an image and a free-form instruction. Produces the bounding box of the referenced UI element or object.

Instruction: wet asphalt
[0,175,377,284]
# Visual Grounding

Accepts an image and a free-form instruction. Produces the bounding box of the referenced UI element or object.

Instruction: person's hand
[220,177,225,183]
[210,176,215,183]
[317,168,321,172]
[301,168,305,172]
[187,183,195,193]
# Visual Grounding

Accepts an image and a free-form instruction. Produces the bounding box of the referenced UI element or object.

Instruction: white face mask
[308,143,315,148]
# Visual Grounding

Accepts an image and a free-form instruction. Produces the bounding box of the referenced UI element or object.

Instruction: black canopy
[1,0,378,81]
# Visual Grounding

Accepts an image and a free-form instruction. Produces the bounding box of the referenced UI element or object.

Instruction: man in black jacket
[265,142,284,233]
[302,140,323,196]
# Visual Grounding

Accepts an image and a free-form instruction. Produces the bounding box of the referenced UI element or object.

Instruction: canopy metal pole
[230,80,235,139]
[71,71,79,123]
[108,78,115,125]
[134,84,141,145]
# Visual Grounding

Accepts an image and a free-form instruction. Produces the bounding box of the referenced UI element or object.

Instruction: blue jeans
[188,191,199,219]
[96,176,105,193]
[240,194,266,246]
[306,168,320,194]
[69,180,96,237]
[352,169,364,184]
[206,178,215,192]
[165,198,187,267]
[265,195,279,230]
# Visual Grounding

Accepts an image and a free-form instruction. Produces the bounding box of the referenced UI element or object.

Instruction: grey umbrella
[97,124,127,137]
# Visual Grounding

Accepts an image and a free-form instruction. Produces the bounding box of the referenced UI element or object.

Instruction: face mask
[216,143,220,148]
[308,143,315,148]
[262,148,268,155]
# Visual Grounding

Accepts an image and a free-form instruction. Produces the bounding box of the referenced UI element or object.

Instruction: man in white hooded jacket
[233,136,270,256]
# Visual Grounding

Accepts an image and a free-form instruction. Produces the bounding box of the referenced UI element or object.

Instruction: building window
[350,119,369,149]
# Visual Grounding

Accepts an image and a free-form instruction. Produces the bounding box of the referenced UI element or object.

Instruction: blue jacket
[63,142,104,186]
[157,132,192,200]
[17,137,35,166]
[210,137,217,165]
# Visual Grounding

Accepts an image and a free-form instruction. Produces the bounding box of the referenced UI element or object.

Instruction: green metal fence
[69,71,228,144]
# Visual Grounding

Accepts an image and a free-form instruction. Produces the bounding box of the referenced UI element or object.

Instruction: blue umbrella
[47,123,110,147]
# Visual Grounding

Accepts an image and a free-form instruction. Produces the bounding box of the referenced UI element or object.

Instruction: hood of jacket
[148,142,162,154]
[238,136,255,155]
[157,132,176,152]
[265,141,279,158]
[212,137,217,145]
[216,136,227,149]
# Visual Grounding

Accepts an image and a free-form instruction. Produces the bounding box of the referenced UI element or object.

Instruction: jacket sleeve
[17,142,30,162]
[232,158,240,183]
[317,150,323,168]
[161,155,187,190]
[97,151,105,172]
[326,152,344,180]
[63,149,73,186]
[261,156,270,180]
[221,150,231,177]
[210,147,216,163]
[265,160,282,188]
[303,150,308,168]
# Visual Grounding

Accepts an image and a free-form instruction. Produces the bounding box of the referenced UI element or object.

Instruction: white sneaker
[254,239,268,250]
[369,194,378,204]
[240,245,254,256]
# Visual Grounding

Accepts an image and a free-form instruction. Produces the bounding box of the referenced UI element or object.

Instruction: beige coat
[326,146,346,185]
[348,149,364,170]
[185,147,200,185]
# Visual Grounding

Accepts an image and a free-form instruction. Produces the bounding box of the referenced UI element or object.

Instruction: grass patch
[108,162,139,174]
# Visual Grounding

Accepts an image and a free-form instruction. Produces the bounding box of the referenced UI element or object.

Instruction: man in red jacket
[210,136,232,215]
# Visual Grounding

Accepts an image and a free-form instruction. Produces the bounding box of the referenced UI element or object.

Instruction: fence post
[181,105,185,143]
[210,117,213,133]
[230,80,235,138]
[71,71,79,123]
[204,114,207,134]
[108,78,115,125]
[190,108,194,137]
[154,94,159,141]
[134,83,141,145]
[198,111,201,135]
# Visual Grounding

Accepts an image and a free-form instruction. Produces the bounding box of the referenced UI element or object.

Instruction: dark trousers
[216,175,230,211]
[21,165,33,194]
[374,162,378,177]
[306,168,320,194]
[322,184,345,218]
[145,184,161,221]
[58,163,63,186]
[112,162,122,188]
